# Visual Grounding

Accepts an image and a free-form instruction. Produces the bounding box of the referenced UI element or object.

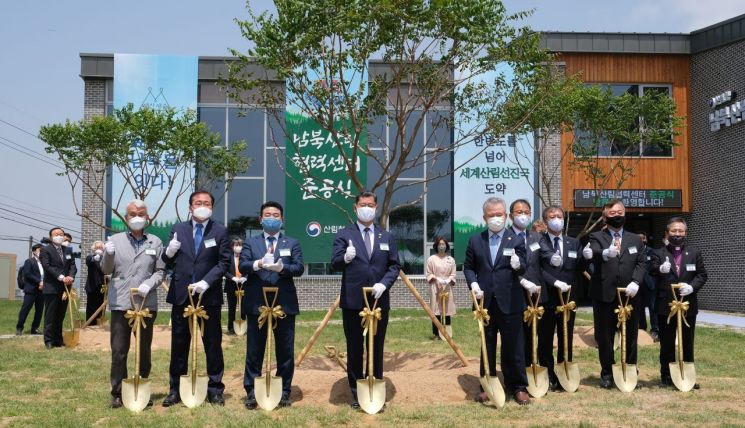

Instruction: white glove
[438,278,450,286]
[659,256,671,274]
[603,244,618,259]
[520,278,538,294]
[344,240,356,264]
[510,253,521,270]
[470,282,484,299]
[238,276,247,284]
[137,283,151,298]
[582,243,593,260]
[679,283,694,296]
[553,280,570,292]
[266,258,284,273]
[262,252,274,268]
[93,254,101,262]
[625,282,639,297]
[372,283,387,299]
[550,252,562,267]
[105,237,115,255]
[232,276,244,284]
[192,280,209,296]
[166,232,181,258]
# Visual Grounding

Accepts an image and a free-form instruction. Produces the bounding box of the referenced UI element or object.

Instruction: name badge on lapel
[568,251,578,259]
[502,248,514,257]
[686,264,696,272]
[145,248,157,256]
[628,246,638,255]
[529,242,540,252]
[204,238,216,248]
[279,248,291,257]
[65,254,72,260]
[379,243,390,251]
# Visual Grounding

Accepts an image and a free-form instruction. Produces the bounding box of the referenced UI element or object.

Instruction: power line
[0,134,62,164]
[0,207,80,233]
[0,136,62,169]
[0,199,80,224]
[0,192,80,222]
[0,118,41,139]
[0,213,52,232]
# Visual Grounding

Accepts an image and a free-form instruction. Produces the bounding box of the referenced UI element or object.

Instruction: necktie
[518,231,526,245]
[364,228,372,257]
[56,245,63,261]
[235,256,241,277]
[267,236,276,254]
[489,234,500,264]
[554,236,561,255]
[194,223,203,255]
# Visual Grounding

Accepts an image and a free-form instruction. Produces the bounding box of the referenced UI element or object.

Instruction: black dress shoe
[208,393,225,405]
[30,330,41,335]
[45,342,53,350]
[111,396,123,409]
[227,330,236,336]
[147,399,153,407]
[162,393,181,407]
[15,328,22,336]
[693,383,700,390]
[599,377,613,389]
[549,380,561,392]
[351,401,360,410]
[245,396,258,410]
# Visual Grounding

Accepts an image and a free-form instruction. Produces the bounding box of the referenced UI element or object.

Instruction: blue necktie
[554,236,561,255]
[518,231,526,246]
[267,236,276,254]
[194,223,204,255]
[489,234,500,264]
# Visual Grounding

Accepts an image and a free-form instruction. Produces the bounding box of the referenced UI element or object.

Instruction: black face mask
[605,215,625,228]
[668,235,685,246]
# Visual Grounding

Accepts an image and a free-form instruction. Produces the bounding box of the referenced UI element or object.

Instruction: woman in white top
[425,237,457,339]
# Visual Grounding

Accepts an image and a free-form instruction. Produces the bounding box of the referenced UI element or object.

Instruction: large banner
[453,66,536,263]
[284,67,367,264]
[112,54,198,242]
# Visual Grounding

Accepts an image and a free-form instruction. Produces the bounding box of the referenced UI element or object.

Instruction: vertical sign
[453,66,536,263]
[112,54,198,242]
[284,66,367,264]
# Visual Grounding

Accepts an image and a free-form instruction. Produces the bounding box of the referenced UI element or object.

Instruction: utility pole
[28,235,33,259]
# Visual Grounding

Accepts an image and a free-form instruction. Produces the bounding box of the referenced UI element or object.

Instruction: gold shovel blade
[357,377,386,414]
[122,377,151,412]
[233,319,247,336]
[255,375,283,410]
[63,329,80,348]
[479,376,506,408]
[669,362,696,392]
[179,374,208,408]
[526,364,549,398]
[612,363,637,392]
[555,361,580,393]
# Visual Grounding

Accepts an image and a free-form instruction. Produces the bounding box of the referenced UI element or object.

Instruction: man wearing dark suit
[331,191,400,410]
[39,227,76,349]
[582,199,647,389]
[239,201,304,409]
[224,236,246,335]
[16,244,45,335]
[651,217,707,388]
[84,241,106,323]
[161,190,231,407]
[464,197,531,405]
[538,206,584,391]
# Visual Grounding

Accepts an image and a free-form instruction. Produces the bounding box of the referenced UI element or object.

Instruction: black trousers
[168,304,224,395]
[482,297,528,393]
[43,293,67,347]
[243,314,295,397]
[110,310,157,397]
[86,288,104,322]
[431,316,451,336]
[658,312,696,379]
[523,305,576,383]
[342,308,389,400]
[593,298,639,378]
[646,290,659,333]
[16,291,43,332]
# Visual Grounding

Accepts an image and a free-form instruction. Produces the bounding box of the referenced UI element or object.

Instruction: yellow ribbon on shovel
[360,307,382,337]
[235,288,245,299]
[523,305,545,326]
[62,287,77,302]
[556,300,577,314]
[258,305,286,330]
[184,304,209,336]
[125,308,153,330]
[667,300,691,328]
[472,306,490,325]
[615,304,633,327]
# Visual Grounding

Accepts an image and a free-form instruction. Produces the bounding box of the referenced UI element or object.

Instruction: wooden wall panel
[559,53,691,213]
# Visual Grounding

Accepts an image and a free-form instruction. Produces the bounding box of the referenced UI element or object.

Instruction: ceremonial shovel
[179,287,209,408]
[233,283,247,336]
[438,288,452,340]
[669,284,696,392]
[555,287,580,392]
[62,284,80,347]
[122,288,152,412]
[255,287,284,411]
[524,288,549,398]
[612,288,637,392]
[470,290,505,408]
[357,287,386,414]
[97,276,109,326]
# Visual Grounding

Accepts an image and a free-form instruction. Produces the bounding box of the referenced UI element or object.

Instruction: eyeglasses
[357,203,377,208]
[192,201,212,207]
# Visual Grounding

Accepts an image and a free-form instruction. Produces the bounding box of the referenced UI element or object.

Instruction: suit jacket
[21,257,43,294]
[101,231,165,311]
[238,233,304,316]
[514,229,547,303]
[463,228,527,314]
[39,243,76,295]
[587,229,647,303]
[162,220,231,307]
[84,255,106,294]
[539,233,584,307]
[331,224,401,310]
[650,245,707,316]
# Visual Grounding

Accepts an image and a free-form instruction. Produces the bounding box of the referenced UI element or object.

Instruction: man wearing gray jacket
[101,199,165,409]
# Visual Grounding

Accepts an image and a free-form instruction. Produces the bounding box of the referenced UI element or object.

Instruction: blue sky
[1,0,744,265]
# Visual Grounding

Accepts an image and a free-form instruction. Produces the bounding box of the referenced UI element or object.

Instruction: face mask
[668,235,685,246]
[548,218,564,233]
[52,236,65,245]
[437,245,447,253]
[127,216,147,231]
[61,241,70,247]
[233,246,242,254]
[192,206,212,221]
[487,215,506,233]
[94,249,103,256]
[512,214,530,230]
[356,206,376,223]
[605,215,625,229]
[261,217,282,234]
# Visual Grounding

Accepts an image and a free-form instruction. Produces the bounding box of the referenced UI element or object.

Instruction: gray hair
[482,197,506,213]
[126,199,147,211]
[90,240,104,251]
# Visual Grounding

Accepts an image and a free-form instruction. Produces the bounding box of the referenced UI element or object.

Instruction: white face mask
[233,246,242,254]
[127,216,147,231]
[192,206,212,221]
[487,215,506,233]
[512,214,530,230]
[437,245,447,253]
[548,218,564,233]
[52,235,65,245]
[61,240,70,247]
[356,206,376,223]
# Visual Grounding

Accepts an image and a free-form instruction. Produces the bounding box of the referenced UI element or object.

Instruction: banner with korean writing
[453,66,535,263]
[112,54,198,242]
[284,66,367,263]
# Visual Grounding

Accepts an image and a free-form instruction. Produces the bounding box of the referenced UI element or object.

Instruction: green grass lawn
[1,299,744,427]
